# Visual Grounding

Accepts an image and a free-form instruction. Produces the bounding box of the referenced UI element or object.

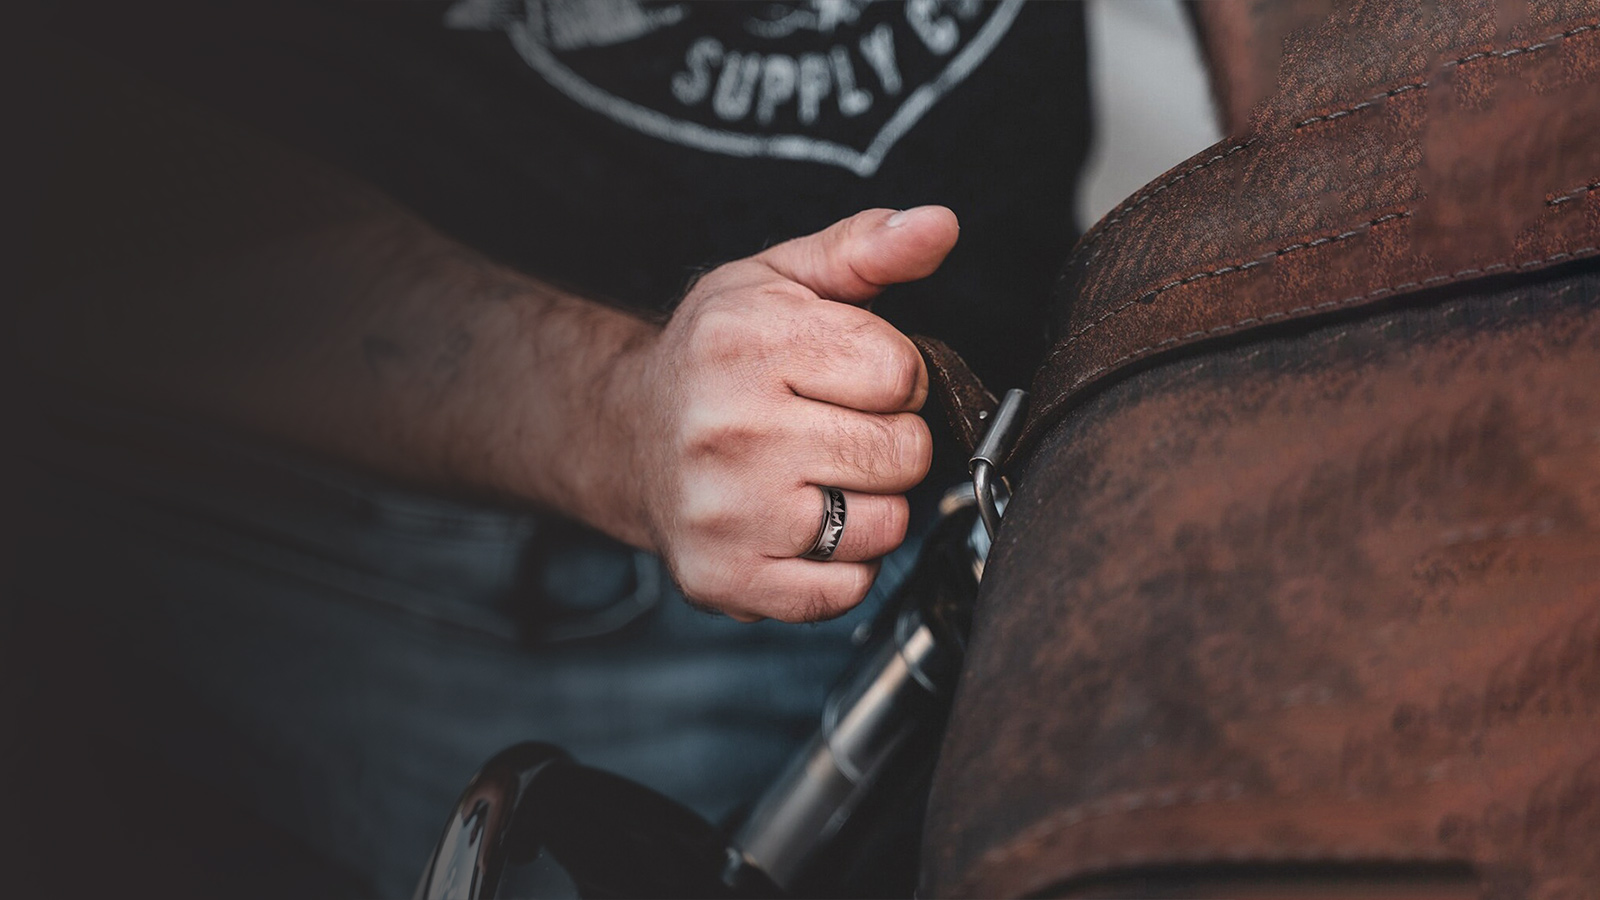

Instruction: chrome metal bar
[731,606,959,887]
[730,495,986,891]
[969,389,1028,541]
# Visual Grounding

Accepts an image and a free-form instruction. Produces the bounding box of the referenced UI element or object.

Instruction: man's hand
[602,207,960,622]
[20,75,957,624]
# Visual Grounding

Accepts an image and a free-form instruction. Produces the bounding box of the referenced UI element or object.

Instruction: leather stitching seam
[1294,82,1426,128]
[1054,244,1600,398]
[1072,139,1258,257]
[1444,21,1599,67]
[1549,180,1600,206]
[1073,20,1597,260]
[1052,211,1411,363]
[1297,22,1600,131]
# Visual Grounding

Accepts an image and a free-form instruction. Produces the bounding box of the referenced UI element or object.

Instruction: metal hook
[969,389,1028,542]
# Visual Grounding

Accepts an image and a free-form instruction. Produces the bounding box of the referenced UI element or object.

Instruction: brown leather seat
[921,2,1600,897]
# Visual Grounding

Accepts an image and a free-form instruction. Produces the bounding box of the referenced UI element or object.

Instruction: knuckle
[783,585,840,624]
[839,209,886,251]
[685,307,758,365]
[681,264,729,299]
[847,563,877,604]
[686,288,812,365]
[836,321,925,410]
[675,487,740,536]
[674,552,756,609]
[833,415,893,480]
[749,289,815,353]
[851,498,907,556]
[873,417,911,476]
[836,414,929,484]
[695,259,772,296]
[679,403,764,461]
[875,496,911,549]
[782,566,874,624]
[788,503,825,552]
[753,279,814,309]
[880,340,926,409]
[896,415,934,481]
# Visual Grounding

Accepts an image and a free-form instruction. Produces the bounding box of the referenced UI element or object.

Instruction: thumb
[756,206,960,305]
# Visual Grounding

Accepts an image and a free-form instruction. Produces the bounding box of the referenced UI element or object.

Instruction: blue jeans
[12,401,916,897]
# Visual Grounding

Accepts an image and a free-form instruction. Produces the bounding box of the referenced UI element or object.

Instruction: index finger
[783,305,929,413]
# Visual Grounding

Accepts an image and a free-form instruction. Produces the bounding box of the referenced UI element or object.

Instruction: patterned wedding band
[802,486,848,561]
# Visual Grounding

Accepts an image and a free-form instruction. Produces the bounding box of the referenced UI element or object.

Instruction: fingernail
[885,205,945,228]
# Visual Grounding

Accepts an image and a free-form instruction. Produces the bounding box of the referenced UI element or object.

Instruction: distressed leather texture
[925,261,1600,900]
[1010,0,1600,466]
[923,1,1600,897]
[913,335,998,456]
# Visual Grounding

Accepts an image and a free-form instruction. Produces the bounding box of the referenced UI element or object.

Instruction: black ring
[802,486,847,561]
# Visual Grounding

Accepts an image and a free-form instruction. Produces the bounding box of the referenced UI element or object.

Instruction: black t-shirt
[49,0,1090,390]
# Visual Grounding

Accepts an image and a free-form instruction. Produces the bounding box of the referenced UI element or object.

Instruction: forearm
[23,208,660,547]
[229,216,662,545]
[313,217,660,547]
[17,43,663,545]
